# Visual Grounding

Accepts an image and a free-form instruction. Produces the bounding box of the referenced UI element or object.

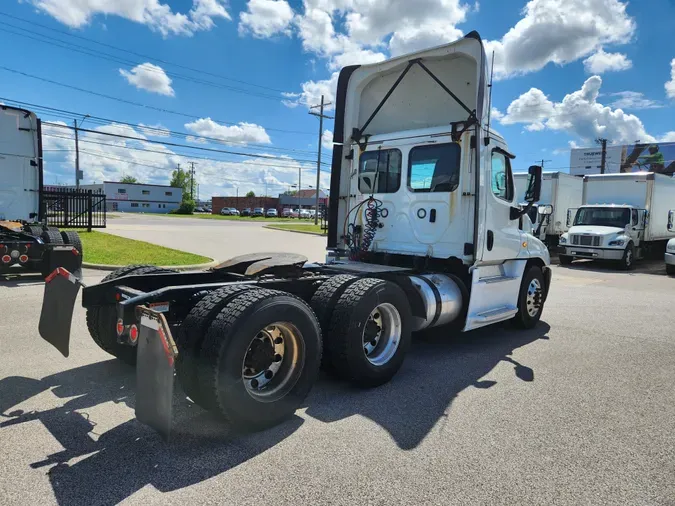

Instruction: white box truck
[559,172,675,269]
[514,171,583,246]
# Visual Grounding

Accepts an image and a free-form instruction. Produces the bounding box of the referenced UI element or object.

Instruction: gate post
[87,190,93,232]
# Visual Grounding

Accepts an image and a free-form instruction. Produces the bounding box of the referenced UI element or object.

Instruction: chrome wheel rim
[526,278,543,318]
[362,303,402,366]
[242,322,304,402]
[625,249,633,266]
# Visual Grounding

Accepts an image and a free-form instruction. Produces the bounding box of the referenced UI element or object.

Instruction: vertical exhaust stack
[409,274,466,331]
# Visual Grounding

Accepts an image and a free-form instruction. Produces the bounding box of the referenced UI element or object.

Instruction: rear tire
[309,274,358,370]
[60,231,83,256]
[86,265,175,365]
[24,225,43,236]
[512,266,545,329]
[41,229,64,245]
[666,264,675,276]
[199,289,322,431]
[558,254,573,265]
[326,278,412,388]
[176,284,255,407]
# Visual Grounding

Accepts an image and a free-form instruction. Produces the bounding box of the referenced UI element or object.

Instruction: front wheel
[558,254,573,265]
[619,243,635,270]
[513,266,546,329]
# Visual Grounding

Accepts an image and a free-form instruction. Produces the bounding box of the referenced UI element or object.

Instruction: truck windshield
[573,207,630,228]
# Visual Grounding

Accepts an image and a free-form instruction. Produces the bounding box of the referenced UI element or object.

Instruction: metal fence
[41,187,107,231]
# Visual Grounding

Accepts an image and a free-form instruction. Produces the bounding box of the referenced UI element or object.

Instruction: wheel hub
[361,304,401,366]
[525,278,543,318]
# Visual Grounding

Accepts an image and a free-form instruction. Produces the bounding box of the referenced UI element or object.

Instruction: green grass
[162,213,297,222]
[265,224,326,235]
[75,230,212,266]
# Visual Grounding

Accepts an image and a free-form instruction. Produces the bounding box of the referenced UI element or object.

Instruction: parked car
[194,207,205,213]
[220,207,233,215]
[229,208,240,216]
[252,207,265,217]
[282,208,293,218]
[299,209,311,219]
[241,208,251,217]
[266,208,278,218]
[290,209,300,219]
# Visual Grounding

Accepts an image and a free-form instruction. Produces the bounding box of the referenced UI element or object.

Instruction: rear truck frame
[0,223,82,278]
[37,31,553,440]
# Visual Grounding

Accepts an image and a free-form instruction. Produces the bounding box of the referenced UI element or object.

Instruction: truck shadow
[0,321,549,505]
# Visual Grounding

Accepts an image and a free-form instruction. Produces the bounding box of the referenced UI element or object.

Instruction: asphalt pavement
[1,218,674,505]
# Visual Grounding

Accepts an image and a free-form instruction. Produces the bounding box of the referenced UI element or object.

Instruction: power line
[0,22,285,102]
[44,122,331,166]
[1,97,323,157]
[43,133,331,172]
[0,66,316,136]
[0,10,286,93]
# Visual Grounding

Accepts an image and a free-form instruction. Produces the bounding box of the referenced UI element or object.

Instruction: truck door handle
[487,230,494,251]
[429,209,436,223]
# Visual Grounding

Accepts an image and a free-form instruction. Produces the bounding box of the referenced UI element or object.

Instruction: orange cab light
[116,319,125,336]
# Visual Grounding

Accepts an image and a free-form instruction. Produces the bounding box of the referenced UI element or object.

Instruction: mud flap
[38,268,83,357]
[135,307,178,441]
[43,245,83,280]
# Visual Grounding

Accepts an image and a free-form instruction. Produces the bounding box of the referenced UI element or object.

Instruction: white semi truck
[38,32,553,438]
[560,172,675,269]
[514,171,583,246]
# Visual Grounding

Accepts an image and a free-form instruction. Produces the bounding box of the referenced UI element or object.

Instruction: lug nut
[274,337,283,344]
[251,379,259,389]
[264,370,274,379]
[274,354,282,362]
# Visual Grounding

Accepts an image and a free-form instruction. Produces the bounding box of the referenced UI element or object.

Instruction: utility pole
[595,138,608,174]
[74,119,80,189]
[538,159,552,169]
[310,95,333,224]
[189,162,197,200]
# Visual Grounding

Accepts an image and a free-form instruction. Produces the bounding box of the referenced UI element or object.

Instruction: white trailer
[514,171,583,246]
[560,172,675,269]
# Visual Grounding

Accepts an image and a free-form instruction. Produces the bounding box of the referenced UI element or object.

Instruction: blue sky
[1,0,674,197]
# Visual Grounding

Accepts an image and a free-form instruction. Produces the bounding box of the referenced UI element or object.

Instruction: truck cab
[560,205,644,268]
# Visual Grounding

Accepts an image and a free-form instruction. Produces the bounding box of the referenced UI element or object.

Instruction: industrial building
[75,182,182,213]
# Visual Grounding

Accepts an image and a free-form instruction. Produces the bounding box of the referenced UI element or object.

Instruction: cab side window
[631,209,638,226]
[491,151,513,202]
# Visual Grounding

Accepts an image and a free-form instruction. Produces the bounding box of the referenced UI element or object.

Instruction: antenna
[484,50,495,147]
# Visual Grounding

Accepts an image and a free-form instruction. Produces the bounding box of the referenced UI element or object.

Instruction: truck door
[479,145,523,262]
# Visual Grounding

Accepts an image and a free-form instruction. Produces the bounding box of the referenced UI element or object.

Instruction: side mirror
[510,165,542,221]
[524,165,542,203]
[538,204,553,216]
[668,210,674,232]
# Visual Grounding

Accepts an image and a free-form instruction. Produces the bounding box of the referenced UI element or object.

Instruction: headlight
[668,244,675,252]
[608,239,625,247]
[559,236,567,244]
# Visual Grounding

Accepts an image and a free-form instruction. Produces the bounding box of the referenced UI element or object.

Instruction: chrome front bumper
[563,246,624,261]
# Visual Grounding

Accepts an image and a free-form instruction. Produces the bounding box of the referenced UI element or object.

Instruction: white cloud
[29,0,231,37]
[322,129,333,150]
[499,88,554,127]
[138,123,171,137]
[499,76,658,144]
[239,0,294,38]
[583,48,632,74]
[666,59,675,99]
[184,118,272,145]
[119,63,175,96]
[486,0,635,78]
[328,47,386,71]
[283,72,339,110]
[608,91,661,110]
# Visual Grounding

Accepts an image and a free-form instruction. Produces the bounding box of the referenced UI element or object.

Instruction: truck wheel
[60,231,83,256]
[666,264,675,276]
[24,225,43,236]
[176,284,255,407]
[619,243,635,270]
[326,278,412,388]
[199,289,322,431]
[512,266,545,329]
[309,274,358,370]
[41,229,64,245]
[558,255,573,265]
[86,265,175,365]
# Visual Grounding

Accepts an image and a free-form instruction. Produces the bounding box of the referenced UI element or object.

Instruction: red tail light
[129,325,139,344]
[1,255,11,264]
[19,255,28,263]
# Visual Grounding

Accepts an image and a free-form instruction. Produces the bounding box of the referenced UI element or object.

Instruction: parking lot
[1,217,674,505]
